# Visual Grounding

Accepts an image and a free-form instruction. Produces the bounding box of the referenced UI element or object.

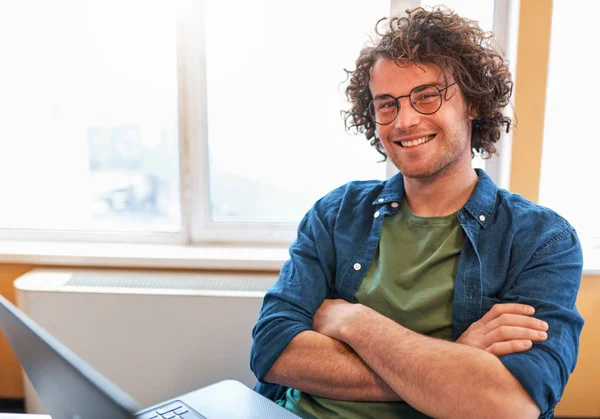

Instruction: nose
[394,98,421,130]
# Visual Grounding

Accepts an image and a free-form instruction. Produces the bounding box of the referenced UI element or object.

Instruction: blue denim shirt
[250,169,584,419]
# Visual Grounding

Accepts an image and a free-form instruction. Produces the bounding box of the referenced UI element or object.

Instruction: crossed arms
[265,301,545,419]
[251,206,584,419]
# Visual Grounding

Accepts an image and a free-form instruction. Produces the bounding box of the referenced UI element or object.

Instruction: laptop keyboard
[137,400,206,419]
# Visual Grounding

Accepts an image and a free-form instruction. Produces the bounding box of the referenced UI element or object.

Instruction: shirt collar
[371,171,405,205]
[463,169,498,228]
[372,168,498,228]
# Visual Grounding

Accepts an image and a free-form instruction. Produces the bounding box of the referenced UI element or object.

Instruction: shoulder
[494,188,580,256]
[296,179,387,239]
[496,188,572,229]
[312,179,386,215]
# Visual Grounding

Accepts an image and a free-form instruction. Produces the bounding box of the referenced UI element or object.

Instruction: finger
[482,326,548,348]
[483,314,549,334]
[486,340,533,357]
[465,320,485,332]
[478,303,535,325]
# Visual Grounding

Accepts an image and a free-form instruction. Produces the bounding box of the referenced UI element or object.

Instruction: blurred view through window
[204,0,497,223]
[540,0,600,251]
[0,0,502,239]
[0,0,181,233]
[204,0,390,223]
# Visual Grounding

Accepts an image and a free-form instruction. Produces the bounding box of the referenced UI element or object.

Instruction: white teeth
[400,134,435,147]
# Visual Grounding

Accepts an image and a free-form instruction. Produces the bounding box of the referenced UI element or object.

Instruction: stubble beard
[387,124,473,181]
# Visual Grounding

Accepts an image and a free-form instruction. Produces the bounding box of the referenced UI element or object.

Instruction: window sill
[0,239,598,275]
[0,240,289,271]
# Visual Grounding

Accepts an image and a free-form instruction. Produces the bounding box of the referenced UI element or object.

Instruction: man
[250,7,583,419]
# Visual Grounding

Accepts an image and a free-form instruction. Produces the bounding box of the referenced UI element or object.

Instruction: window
[539,0,600,266]
[0,0,510,248]
[0,0,181,238]
[203,0,389,225]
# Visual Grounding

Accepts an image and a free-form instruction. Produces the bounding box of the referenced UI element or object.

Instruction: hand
[457,303,549,356]
[313,299,362,341]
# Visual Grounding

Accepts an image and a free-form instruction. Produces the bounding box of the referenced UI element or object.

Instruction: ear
[467,103,477,121]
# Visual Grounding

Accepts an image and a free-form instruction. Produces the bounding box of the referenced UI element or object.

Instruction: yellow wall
[555,275,600,417]
[509,0,553,203]
[0,264,32,398]
[510,1,599,415]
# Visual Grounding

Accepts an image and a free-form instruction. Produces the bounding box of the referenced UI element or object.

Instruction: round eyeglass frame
[368,82,457,125]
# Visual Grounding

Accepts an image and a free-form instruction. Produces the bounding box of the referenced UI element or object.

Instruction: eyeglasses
[368,82,457,125]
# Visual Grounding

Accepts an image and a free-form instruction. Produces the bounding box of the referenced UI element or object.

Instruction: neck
[403,163,478,217]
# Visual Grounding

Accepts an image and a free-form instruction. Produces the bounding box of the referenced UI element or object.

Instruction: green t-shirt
[285,201,465,418]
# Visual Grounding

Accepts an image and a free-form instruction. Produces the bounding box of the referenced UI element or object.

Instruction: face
[369,58,475,180]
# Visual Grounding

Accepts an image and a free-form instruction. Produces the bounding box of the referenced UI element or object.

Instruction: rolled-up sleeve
[250,204,337,383]
[500,227,584,418]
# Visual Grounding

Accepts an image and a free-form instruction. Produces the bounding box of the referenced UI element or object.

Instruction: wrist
[339,303,371,344]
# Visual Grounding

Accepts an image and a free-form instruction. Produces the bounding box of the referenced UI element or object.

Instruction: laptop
[0,294,298,419]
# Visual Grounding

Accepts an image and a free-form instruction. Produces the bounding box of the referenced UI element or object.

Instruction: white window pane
[540,1,600,244]
[472,154,486,170]
[422,0,495,32]
[0,1,181,233]
[204,0,389,223]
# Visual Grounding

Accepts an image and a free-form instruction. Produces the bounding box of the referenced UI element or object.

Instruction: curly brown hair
[344,6,513,159]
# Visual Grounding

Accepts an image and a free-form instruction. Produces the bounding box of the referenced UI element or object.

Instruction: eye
[379,101,395,109]
[373,98,396,113]
[414,93,438,103]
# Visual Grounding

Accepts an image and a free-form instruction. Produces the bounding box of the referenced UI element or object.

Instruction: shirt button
[353,263,362,271]
[374,211,380,218]
[479,215,486,222]
[391,202,399,208]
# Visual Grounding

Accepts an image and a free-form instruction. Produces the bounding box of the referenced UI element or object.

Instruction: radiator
[14,267,278,413]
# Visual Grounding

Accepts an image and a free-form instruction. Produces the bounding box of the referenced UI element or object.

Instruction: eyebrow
[372,81,447,99]
[412,83,440,93]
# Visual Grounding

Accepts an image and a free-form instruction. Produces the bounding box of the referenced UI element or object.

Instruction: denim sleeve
[499,228,584,418]
[250,206,336,384]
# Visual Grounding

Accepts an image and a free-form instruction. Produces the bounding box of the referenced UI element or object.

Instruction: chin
[400,170,436,180]
[395,156,465,180]
[395,163,436,179]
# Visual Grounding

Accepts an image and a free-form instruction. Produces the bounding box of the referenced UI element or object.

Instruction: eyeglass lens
[369,85,443,124]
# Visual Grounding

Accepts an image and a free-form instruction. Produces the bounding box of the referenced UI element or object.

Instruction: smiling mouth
[395,134,436,148]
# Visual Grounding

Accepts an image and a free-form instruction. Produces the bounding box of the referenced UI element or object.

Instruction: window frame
[0,0,515,248]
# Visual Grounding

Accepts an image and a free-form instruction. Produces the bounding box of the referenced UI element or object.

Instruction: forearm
[264,330,401,401]
[343,306,540,419]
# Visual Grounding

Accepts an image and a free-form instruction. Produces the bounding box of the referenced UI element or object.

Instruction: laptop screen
[0,294,141,419]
